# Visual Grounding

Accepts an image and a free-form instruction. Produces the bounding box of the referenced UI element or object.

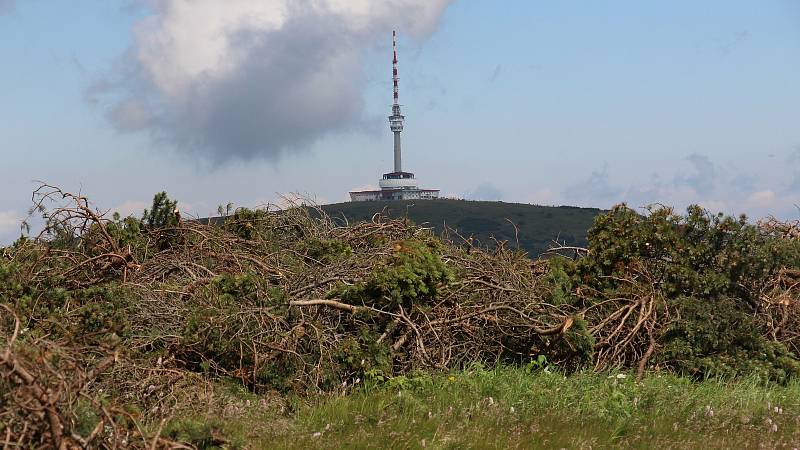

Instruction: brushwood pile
[2,184,800,447]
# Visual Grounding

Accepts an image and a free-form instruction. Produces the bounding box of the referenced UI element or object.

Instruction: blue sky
[1,0,799,243]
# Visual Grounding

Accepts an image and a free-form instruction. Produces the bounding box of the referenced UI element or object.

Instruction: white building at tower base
[349,171,440,202]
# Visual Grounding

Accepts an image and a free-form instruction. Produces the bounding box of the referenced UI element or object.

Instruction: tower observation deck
[349,31,440,202]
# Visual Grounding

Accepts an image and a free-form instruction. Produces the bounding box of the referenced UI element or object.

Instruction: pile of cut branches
[1,184,799,446]
[562,205,800,381]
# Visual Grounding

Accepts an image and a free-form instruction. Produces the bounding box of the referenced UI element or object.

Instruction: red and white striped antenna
[392,30,400,105]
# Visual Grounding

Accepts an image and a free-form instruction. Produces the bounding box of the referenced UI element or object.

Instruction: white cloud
[746,189,776,206]
[466,182,503,201]
[108,100,152,131]
[557,153,800,219]
[562,167,623,207]
[672,154,720,196]
[0,210,20,236]
[96,0,455,162]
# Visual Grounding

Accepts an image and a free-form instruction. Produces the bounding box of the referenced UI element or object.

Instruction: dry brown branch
[289,299,364,314]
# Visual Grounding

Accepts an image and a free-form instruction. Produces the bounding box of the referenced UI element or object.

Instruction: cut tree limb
[289,299,363,314]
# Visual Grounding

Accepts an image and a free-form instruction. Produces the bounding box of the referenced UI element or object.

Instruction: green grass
[319,199,603,256]
[165,366,800,449]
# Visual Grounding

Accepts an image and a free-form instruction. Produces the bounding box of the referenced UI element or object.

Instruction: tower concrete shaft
[393,125,402,172]
[389,30,405,173]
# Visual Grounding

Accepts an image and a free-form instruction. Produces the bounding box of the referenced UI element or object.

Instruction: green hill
[319,199,603,256]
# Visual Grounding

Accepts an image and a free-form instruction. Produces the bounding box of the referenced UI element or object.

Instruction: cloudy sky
[1,0,799,243]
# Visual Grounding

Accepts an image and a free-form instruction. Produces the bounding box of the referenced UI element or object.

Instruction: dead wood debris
[1,184,798,447]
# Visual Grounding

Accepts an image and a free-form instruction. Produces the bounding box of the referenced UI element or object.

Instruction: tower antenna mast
[347,30,440,202]
[389,30,405,173]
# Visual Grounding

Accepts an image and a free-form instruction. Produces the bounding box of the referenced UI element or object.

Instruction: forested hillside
[320,199,602,256]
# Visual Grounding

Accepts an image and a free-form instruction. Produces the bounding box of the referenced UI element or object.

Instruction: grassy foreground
[166,367,800,449]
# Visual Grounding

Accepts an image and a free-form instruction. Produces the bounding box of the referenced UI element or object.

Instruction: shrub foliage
[1,185,798,447]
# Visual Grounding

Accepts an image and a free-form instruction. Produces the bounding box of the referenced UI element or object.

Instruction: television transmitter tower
[389,30,405,173]
[348,31,440,202]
